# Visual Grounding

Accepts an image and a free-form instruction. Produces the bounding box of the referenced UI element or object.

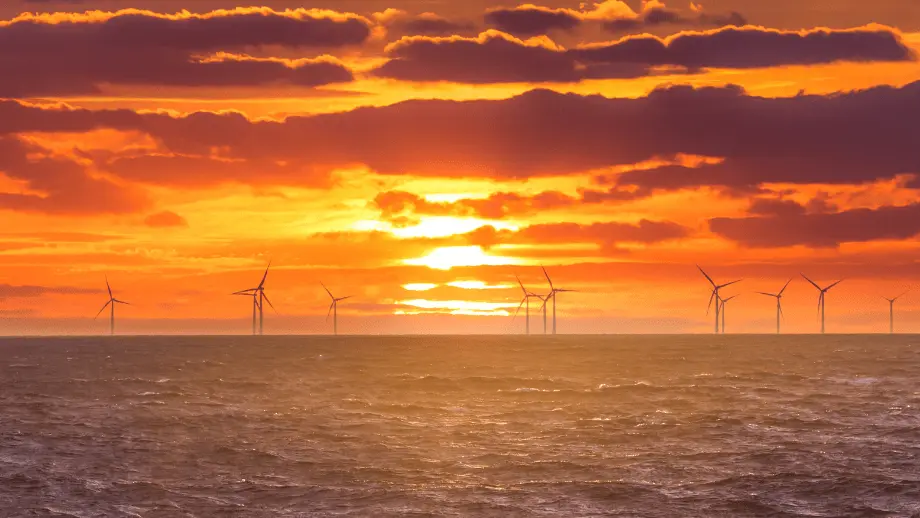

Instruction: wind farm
[757,279,794,334]
[232,262,275,335]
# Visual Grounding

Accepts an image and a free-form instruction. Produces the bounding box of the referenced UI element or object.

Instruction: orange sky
[1,0,920,334]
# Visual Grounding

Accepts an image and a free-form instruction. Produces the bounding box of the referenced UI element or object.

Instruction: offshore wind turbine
[883,290,909,334]
[321,282,351,336]
[233,261,276,335]
[698,266,741,334]
[757,278,793,334]
[801,274,842,334]
[540,266,576,335]
[94,276,130,335]
[512,274,541,335]
[718,294,737,334]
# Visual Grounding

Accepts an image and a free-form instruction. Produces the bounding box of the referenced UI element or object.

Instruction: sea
[1,335,918,517]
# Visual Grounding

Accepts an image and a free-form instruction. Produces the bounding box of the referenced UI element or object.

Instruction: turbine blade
[542,266,553,290]
[233,289,256,295]
[826,279,843,291]
[512,297,526,321]
[723,295,737,302]
[895,289,910,301]
[320,282,333,299]
[262,292,278,314]
[779,301,785,321]
[326,302,334,322]
[337,296,353,302]
[105,276,113,298]
[801,274,821,291]
[539,297,548,311]
[718,279,742,289]
[115,300,130,305]
[697,265,715,287]
[94,300,112,319]
[778,278,793,296]
[515,274,526,294]
[258,260,271,289]
[756,292,777,297]
[706,289,715,315]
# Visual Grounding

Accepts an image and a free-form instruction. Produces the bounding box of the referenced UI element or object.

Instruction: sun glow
[403,246,520,270]
[398,299,518,312]
[402,283,438,291]
[391,217,518,239]
[447,280,513,290]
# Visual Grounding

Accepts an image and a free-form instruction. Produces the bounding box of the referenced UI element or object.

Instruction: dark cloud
[604,7,747,33]
[484,6,582,36]
[374,31,586,83]
[385,12,478,36]
[373,25,911,84]
[0,8,368,95]
[3,80,920,194]
[710,203,920,248]
[578,25,913,69]
[0,136,148,215]
[144,211,188,228]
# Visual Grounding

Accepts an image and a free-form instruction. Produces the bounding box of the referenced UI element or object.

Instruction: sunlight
[403,246,521,270]
[447,280,513,290]
[398,299,518,312]
[402,283,438,291]
[391,217,518,239]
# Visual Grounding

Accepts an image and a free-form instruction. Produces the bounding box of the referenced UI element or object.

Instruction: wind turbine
[540,266,576,335]
[756,278,793,334]
[512,274,541,335]
[801,274,842,334]
[698,266,741,334]
[718,294,737,334]
[321,282,351,336]
[882,290,909,334]
[233,261,276,335]
[233,288,260,335]
[95,276,130,335]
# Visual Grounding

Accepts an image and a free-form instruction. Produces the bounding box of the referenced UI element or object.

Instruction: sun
[404,246,521,270]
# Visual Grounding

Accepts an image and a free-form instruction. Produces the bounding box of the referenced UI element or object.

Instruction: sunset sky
[1,0,919,334]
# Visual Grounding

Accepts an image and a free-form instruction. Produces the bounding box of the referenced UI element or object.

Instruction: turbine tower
[883,290,909,334]
[233,261,276,335]
[698,265,741,334]
[757,278,793,334]
[801,274,842,334]
[322,282,352,336]
[512,274,541,335]
[95,276,130,335]
[718,294,737,334]
[541,266,576,335]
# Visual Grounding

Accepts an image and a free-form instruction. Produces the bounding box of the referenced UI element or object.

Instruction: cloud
[379,10,477,37]
[0,7,370,95]
[0,136,148,214]
[374,31,588,83]
[484,5,582,36]
[373,25,911,84]
[604,3,746,33]
[144,211,188,228]
[374,190,578,220]
[576,24,913,69]
[4,80,920,194]
[709,203,920,248]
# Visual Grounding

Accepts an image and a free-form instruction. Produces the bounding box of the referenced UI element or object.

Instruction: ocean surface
[1,335,919,517]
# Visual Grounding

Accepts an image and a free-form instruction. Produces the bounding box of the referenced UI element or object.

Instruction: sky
[1,0,920,335]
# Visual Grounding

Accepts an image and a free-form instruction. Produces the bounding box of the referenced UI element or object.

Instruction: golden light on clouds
[403,246,522,270]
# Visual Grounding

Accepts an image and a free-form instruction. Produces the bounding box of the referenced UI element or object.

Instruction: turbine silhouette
[801,274,842,334]
[233,261,276,335]
[322,282,352,336]
[512,274,541,335]
[756,278,793,334]
[718,294,737,334]
[94,276,130,335]
[882,290,909,334]
[698,265,741,334]
[540,266,576,335]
